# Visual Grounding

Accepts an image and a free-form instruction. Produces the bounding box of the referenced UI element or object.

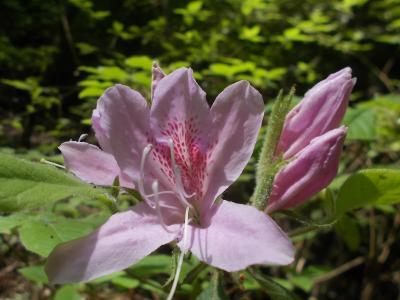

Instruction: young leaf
[0,153,110,212]
[336,169,400,215]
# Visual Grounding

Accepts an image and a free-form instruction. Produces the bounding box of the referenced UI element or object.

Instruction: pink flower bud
[267,126,347,212]
[277,67,356,159]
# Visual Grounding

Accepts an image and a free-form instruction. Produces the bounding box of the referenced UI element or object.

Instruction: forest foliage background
[0,0,400,299]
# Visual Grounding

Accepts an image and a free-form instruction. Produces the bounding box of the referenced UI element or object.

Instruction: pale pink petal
[45,202,181,284]
[91,108,112,153]
[94,84,151,183]
[150,67,212,146]
[179,200,294,272]
[59,141,132,188]
[203,81,264,208]
[149,68,213,208]
[267,126,347,212]
[277,67,355,158]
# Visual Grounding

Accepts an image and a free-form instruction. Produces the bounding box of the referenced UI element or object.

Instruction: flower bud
[267,126,347,213]
[276,67,355,159]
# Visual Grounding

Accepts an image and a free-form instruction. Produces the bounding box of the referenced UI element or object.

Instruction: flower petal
[277,67,355,158]
[150,67,212,146]
[149,68,213,205]
[268,126,347,212]
[45,202,181,284]
[94,84,151,183]
[203,81,264,207]
[91,108,112,153]
[179,200,294,272]
[59,141,132,187]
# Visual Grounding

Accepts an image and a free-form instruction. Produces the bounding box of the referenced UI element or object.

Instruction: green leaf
[89,271,126,284]
[111,276,140,289]
[0,213,27,233]
[0,154,109,212]
[335,215,361,251]
[130,254,172,276]
[197,270,227,300]
[1,79,33,91]
[54,285,83,300]
[19,265,48,284]
[125,55,153,70]
[247,269,299,300]
[18,215,98,256]
[289,266,330,292]
[336,169,400,215]
[342,107,376,141]
[78,86,104,98]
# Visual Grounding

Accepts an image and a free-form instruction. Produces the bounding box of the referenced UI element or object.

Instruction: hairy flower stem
[251,87,295,211]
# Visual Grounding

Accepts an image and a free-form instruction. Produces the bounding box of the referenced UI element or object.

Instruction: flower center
[138,141,201,228]
[150,117,209,199]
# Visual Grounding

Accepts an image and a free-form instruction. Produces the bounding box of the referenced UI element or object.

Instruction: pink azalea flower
[46,66,294,284]
[267,68,355,212]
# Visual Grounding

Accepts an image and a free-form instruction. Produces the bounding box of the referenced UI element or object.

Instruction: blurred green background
[0,0,399,299]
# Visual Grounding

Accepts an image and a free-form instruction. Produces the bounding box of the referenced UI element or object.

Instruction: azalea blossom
[46,65,294,286]
[267,67,356,212]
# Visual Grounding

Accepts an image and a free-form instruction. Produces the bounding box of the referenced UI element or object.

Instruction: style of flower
[45,65,294,285]
[267,67,356,212]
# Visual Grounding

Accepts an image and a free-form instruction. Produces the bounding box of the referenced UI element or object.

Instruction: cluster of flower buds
[267,68,356,212]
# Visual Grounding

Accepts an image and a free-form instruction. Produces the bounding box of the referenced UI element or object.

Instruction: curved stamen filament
[40,159,66,169]
[167,206,190,300]
[151,180,173,233]
[139,144,155,208]
[167,138,195,209]
[146,190,177,198]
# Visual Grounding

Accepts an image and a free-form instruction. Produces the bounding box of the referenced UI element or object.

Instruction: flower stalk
[252,87,295,211]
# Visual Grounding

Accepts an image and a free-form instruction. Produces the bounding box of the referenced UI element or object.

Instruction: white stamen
[146,190,177,197]
[40,159,65,169]
[175,168,197,199]
[139,144,155,208]
[151,180,172,232]
[78,133,88,142]
[167,206,190,300]
[167,138,195,208]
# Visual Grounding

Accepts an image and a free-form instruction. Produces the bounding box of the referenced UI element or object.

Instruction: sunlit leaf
[336,169,400,215]
[0,154,110,212]
[343,107,376,141]
[18,215,98,256]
